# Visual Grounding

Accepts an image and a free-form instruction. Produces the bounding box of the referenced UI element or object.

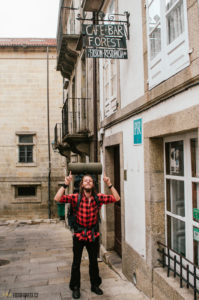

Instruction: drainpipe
[93,1,105,163]
[47,46,51,219]
[93,12,98,163]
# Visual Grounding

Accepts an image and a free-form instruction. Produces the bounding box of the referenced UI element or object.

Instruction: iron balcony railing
[62,97,90,137]
[157,241,199,300]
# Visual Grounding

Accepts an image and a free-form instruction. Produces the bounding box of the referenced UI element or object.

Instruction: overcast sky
[0,0,60,38]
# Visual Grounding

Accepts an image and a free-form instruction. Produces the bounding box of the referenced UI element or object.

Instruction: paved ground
[0,220,149,300]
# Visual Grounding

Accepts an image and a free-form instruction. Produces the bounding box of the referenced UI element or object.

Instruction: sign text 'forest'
[82,24,128,59]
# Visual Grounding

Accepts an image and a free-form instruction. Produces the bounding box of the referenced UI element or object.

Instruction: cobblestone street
[0,220,149,300]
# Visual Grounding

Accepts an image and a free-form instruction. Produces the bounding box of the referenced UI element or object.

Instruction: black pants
[69,236,102,290]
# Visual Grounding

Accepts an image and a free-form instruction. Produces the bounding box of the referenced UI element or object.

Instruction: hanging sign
[82,24,128,59]
[86,48,128,59]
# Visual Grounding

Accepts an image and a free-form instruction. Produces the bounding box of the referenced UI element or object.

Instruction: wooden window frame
[146,0,190,89]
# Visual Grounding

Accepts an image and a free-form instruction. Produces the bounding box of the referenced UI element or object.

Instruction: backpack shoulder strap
[76,193,81,212]
[94,193,100,208]
[94,193,101,223]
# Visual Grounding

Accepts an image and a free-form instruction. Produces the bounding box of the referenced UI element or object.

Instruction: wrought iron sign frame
[77,11,130,40]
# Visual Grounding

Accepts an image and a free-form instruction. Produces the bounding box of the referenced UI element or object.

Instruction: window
[164,133,199,265]
[15,186,36,197]
[18,135,34,163]
[12,183,41,203]
[102,0,118,118]
[146,0,190,89]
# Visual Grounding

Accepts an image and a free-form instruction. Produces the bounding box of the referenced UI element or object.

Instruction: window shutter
[147,0,190,89]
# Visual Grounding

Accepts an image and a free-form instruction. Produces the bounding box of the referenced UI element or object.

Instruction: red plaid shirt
[60,192,116,242]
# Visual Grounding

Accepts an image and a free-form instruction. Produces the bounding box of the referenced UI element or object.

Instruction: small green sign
[193,227,199,242]
[193,208,199,221]
[134,118,142,145]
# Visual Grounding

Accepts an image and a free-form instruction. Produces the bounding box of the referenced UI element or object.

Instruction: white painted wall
[118,0,145,107]
[101,85,199,258]
[144,85,199,123]
[103,119,146,258]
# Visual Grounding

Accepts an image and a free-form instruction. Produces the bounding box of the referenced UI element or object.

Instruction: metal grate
[62,97,90,136]
[157,241,199,300]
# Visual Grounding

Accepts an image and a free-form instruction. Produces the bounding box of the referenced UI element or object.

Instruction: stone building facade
[54,0,199,299]
[0,38,64,219]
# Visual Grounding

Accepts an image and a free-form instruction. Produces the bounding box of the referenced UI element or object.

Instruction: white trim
[146,0,190,89]
[164,131,198,263]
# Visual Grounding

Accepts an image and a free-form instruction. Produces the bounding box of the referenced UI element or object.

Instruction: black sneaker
[72,287,80,299]
[91,285,103,295]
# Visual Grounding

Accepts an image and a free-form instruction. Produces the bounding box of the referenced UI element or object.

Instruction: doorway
[113,145,122,256]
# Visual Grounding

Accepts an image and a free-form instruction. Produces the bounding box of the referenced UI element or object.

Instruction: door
[114,145,122,256]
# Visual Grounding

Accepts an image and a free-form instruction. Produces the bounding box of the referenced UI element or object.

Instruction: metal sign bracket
[77,11,130,40]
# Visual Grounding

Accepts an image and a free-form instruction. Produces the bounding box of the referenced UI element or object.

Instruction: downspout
[93,12,98,163]
[93,1,105,162]
[47,46,51,218]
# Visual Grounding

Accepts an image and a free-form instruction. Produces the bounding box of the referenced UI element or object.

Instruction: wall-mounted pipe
[47,46,51,219]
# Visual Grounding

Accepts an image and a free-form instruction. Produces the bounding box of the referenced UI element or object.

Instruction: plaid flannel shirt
[60,192,116,242]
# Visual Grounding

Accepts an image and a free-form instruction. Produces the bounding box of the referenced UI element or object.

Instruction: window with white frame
[18,134,34,163]
[102,0,118,118]
[164,132,199,266]
[146,0,190,89]
[16,133,36,166]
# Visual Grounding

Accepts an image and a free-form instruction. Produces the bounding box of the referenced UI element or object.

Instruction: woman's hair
[79,174,96,195]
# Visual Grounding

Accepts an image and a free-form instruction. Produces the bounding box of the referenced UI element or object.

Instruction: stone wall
[0,46,64,219]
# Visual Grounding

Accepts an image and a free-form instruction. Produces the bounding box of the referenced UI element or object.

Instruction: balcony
[56,2,80,80]
[81,0,104,12]
[53,123,71,158]
[53,98,91,158]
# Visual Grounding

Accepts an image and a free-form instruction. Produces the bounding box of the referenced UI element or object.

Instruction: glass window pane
[19,145,33,163]
[166,0,178,11]
[167,179,185,216]
[17,186,36,197]
[149,0,161,29]
[193,183,199,222]
[165,140,184,176]
[149,25,161,59]
[19,156,25,163]
[166,0,184,44]
[148,0,161,59]
[167,215,186,256]
[193,227,199,266]
[19,146,26,162]
[19,135,33,143]
[191,138,199,178]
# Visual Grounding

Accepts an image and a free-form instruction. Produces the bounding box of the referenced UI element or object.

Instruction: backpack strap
[94,193,101,224]
[76,193,81,211]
